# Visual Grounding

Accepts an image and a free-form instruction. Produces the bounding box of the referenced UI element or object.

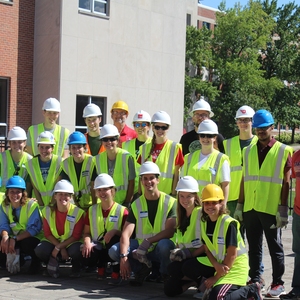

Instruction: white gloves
[170,248,191,262]
[7,250,20,274]
[272,205,289,229]
[132,239,152,268]
[233,203,244,222]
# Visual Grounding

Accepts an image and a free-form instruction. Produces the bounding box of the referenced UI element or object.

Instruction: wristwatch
[119,253,128,258]
[11,236,17,241]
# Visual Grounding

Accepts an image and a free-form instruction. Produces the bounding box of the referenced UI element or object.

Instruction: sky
[200,0,300,10]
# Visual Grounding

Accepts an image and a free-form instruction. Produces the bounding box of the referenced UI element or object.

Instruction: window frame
[78,0,110,18]
[0,77,9,151]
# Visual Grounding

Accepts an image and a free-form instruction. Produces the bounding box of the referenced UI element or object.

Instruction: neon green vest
[94,148,132,204]
[0,150,32,193]
[223,136,258,201]
[199,215,248,286]
[175,206,203,250]
[42,203,84,242]
[2,200,43,239]
[140,140,181,194]
[88,202,126,246]
[131,193,176,251]
[182,149,229,196]
[28,123,70,157]
[243,141,293,215]
[26,155,62,206]
[62,154,95,209]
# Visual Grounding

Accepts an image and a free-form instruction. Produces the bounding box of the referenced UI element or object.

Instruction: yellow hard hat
[111,100,129,114]
[201,184,224,202]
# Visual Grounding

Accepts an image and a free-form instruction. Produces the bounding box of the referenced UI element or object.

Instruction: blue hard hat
[252,109,274,128]
[67,131,86,145]
[6,176,26,190]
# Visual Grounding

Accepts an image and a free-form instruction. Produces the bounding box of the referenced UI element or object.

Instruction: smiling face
[192,110,210,128]
[54,192,72,208]
[95,187,115,203]
[38,144,53,161]
[152,123,169,139]
[178,191,197,210]
[255,125,274,143]
[85,116,101,133]
[69,144,85,161]
[7,188,23,207]
[43,110,59,127]
[101,136,118,151]
[202,200,223,221]
[111,109,128,125]
[236,117,253,133]
[134,122,150,137]
[9,140,26,154]
[141,174,159,192]
[199,134,216,148]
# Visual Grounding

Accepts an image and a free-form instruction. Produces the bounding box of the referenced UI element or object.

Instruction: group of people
[0,96,299,300]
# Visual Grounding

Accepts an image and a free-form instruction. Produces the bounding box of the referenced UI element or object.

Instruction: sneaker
[130,264,151,286]
[193,291,204,299]
[267,284,286,298]
[108,272,123,285]
[280,291,300,300]
[69,270,81,278]
[97,267,106,280]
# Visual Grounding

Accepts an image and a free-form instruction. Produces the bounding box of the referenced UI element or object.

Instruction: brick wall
[0,0,35,132]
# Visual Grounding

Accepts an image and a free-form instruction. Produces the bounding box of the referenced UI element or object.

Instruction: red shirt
[119,124,137,146]
[292,150,300,215]
[43,209,84,240]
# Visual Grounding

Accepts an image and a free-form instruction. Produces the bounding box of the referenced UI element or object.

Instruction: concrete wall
[32,0,188,142]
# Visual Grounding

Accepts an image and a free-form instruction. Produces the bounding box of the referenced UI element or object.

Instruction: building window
[186,14,191,26]
[76,95,106,133]
[203,22,211,30]
[0,78,9,151]
[78,0,109,16]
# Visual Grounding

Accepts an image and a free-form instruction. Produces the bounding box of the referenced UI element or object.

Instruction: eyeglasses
[134,122,148,128]
[199,134,215,138]
[154,125,169,131]
[256,125,272,131]
[194,113,209,119]
[236,118,252,124]
[102,137,118,142]
[112,110,127,116]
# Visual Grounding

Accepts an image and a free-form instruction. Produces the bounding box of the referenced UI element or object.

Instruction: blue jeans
[292,211,300,294]
[109,238,174,275]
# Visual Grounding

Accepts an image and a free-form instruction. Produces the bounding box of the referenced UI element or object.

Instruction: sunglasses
[134,122,148,128]
[194,113,209,119]
[102,137,118,142]
[236,118,252,124]
[199,134,215,138]
[154,125,169,131]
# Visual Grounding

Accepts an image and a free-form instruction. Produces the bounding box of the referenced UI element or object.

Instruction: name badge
[217,237,225,245]
[82,170,89,177]
[9,222,17,228]
[67,215,76,223]
[191,238,201,248]
[109,215,118,222]
[139,211,148,218]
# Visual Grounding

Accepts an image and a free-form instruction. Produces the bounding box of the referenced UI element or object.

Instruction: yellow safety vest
[199,215,248,286]
[94,148,132,204]
[182,149,229,196]
[28,123,70,157]
[175,206,203,250]
[42,203,84,242]
[140,140,182,194]
[131,193,176,251]
[62,154,95,209]
[88,202,126,246]
[26,155,62,206]
[243,141,293,215]
[2,200,43,239]
[223,136,258,201]
[0,150,32,193]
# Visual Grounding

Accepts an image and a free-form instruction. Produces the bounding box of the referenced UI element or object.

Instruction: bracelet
[55,246,60,251]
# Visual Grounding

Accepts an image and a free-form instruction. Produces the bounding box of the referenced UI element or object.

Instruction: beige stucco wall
[32,0,188,142]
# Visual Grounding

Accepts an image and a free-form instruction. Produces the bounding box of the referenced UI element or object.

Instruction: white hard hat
[197,119,218,134]
[94,174,115,189]
[99,124,120,139]
[139,161,161,176]
[7,126,27,141]
[42,97,61,112]
[83,103,102,118]
[235,105,255,119]
[176,176,199,193]
[189,97,214,117]
[53,180,74,194]
[37,131,56,145]
[151,111,171,125]
[133,110,151,123]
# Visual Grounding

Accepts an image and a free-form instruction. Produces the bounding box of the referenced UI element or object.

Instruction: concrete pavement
[0,219,295,300]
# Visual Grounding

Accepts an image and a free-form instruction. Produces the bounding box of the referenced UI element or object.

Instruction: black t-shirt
[135,139,145,159]
[204,217,238,248]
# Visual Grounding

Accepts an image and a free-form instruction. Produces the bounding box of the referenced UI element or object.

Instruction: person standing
[234,109,293,297]
[82,103,105,156]
[0,127,32,197]
[110,100,137,147]
[223,105,257,216]
[108,162,176,286]
[26,131,62,207]
[279,150,300,300]
[179,96,224,155]
[26,97,70,158]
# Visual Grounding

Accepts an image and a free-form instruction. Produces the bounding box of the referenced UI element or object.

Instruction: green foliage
[275,132,300,145]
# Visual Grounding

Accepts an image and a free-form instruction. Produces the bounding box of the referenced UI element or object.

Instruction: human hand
[170,248,191,261]
[274,205,289,229]
[233,203,244,222]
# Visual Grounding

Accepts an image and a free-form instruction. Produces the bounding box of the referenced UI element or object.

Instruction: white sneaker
[267,284,286,298]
